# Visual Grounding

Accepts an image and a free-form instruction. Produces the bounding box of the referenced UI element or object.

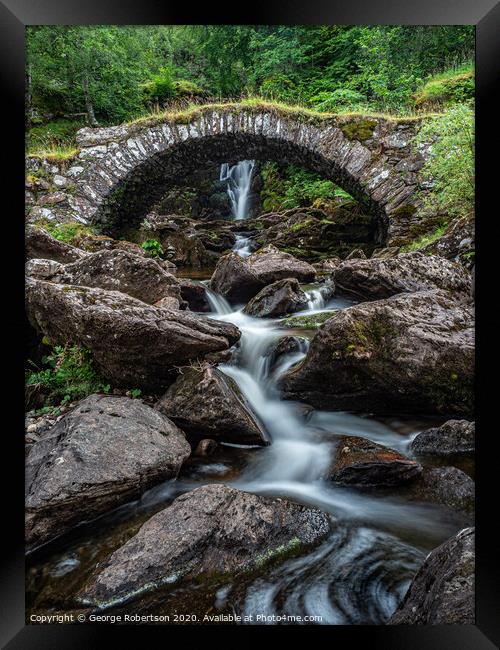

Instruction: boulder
[210,252,265,303]
[79,484,331,608]
[179,279,211,312]
[388,527,474,624]
[333,252,471,301]
[313,257,342,273]
[401,466,475,516]
[156,365,267,446]
[154,296,181,310]
[26,278,240,391]
[345,248,367,260]
[281,290,474,416]
[329,436,422,486]
[57,249,182,305]
[26,258,65,281]
[410,419,474,457]
[371,247,400,259]
[247,245,316,284]
[25,225,87,264]
[243,278,309,318]
[264,336,308,375]
[25,395,191,550]
[194,439,220,457]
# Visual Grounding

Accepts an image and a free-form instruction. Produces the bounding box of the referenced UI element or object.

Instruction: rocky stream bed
[25,161,475,626]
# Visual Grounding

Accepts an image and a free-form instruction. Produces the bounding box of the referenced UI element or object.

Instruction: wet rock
[78,484,332,608]
[210,252,265,303]
[156,365,267,446]
[329,436,422,486]
[247,245,316,284]
[179,279,211,312]
[26,278,240,391]
[401,466,475,516]
[243,278,309,318]
[388,527,474,624]
[334,252,471,301]
[281,290,474,416]
[25,395,191,550]
[345,249,367,260]
[194,439,220,457]
[57,249,182,305]
[410,419,474,457]
[25,225,87,264]
[264,336,308,375]
[313,257,342,272]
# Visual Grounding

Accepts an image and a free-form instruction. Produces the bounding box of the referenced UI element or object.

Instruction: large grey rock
[401,466,475,516]
[281,290,474,416]
[388,527,475,624]
[333,251,471,300]
[243,278,309,318]
[26,249,182,305]
[25,395,191,550]
[422,215,475,268]
[329,436,422,486]
[210,252,265,303]
[247,245,316,284]
[25,225,87,264]
[26,278,240,391]
[156,365,267,445]
[57,249,182,304]
[79,484,332,609]
[410,419,474,457]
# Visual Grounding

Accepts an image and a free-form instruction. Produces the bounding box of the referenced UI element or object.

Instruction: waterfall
[220,160,255,220]
[233,234,252,258]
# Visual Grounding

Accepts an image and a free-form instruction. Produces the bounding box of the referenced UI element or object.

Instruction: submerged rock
[281,290,474,416]
[243,278,309,318]
[25,225,87,264]
[329,436,422,486]
[247,245,316,284]
[78,484,332,609]
[410,419,475,458]
[333,251,471,300]
[25,395,191,550]
[156,365,267,446]
[388,527,475,624]
[26,278,240,391]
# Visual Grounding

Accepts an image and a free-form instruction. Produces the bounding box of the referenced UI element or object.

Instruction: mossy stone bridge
[27,104,432,246]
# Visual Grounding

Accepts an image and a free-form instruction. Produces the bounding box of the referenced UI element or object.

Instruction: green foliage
[129,388,142,398]
[26,345,110,408]
[415,103,474,219]
[27,118,85,151]
[141,238,164,257]
[260,162,351,213]
[414,63,474,108]
[401,223,448,252]
[141,65,176,101]
[41,221,95,245]
[310,89,367,113]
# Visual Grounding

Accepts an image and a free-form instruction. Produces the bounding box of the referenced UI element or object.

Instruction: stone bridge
[26,104,431,246]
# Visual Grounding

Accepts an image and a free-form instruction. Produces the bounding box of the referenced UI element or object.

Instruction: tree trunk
[82,75,99,127]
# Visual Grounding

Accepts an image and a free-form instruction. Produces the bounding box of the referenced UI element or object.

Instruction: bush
[141,238,164,257]
[27,118,85,151]
[42,221,94,246]
[415,104,474,220]
[26,345,110,410]
[309,88,367,112]
[414,63,474,108]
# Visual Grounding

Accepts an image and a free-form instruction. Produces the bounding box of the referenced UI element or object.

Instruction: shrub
[26,345,110,410]
[141,238,164,257]
[42,221,94,245]
[309,88,367,112]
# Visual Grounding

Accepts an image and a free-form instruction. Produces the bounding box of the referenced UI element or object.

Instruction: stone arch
[33,106,429,246]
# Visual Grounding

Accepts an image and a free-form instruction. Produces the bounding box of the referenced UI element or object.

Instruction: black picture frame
[2,0,499,646]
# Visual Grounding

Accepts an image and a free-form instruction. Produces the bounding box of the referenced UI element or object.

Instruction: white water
[220,160,255,220]
[233,234,252,258]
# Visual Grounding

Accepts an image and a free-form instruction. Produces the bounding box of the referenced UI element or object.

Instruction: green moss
[340,119,377,141]
[400,222,448,252]
[392,203,417,219]
[414,63,474,108]
[280,311,336,330]
[41,221,96,246]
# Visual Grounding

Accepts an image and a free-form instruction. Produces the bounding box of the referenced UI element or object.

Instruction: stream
[26,161,471,624]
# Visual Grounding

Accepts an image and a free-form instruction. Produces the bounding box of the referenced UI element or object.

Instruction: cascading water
[233,234,252,258]
[220,160,255,220]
